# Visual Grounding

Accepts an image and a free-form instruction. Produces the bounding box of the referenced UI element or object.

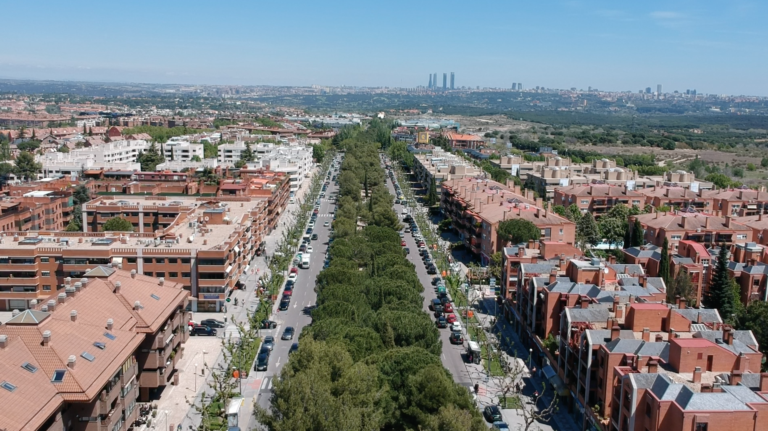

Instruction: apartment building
[0,195,268,312]
[635,186,712,210]
[630,212,753,251]
[0,190,74,232]
[0,268,189,430]
[446,132,484,150]
[412,148,483,187]
[162,139,204,162]
[553,184,645,217]
[705,187,768,216]
[440,177,576,265]
[38,140,148,178]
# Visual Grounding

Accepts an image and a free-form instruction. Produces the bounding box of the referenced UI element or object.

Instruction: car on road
[308,221,315,229]
[191,325,217,336]
[288,273,298,282]
[433,308,444,318]
[306,228,313,235]
[436,316,448,328]
[282,326,295,340]
[483,405,503,423]
[306,246,314,253]
[450,321,463,332]
[311,233,318,241]
[299,244,307,253]
[401,241,407,247]
[313,209,319,214]
[323,221,330,227]
[440,296,451,306]
[289,342,299,355]
[279,299,290,311]
[443,302,453,313]
[404,227,411,233]
[492,422,510,431]
[427,265,438,275]
[200,319,226,328]
[431,277,442,285]
[449,331,464,344]
[262,336,275,351]
[290,267,299,274]
[399,232,405,238]
[402,208,408,214]
[260,319,277,329]
[283,285,293,296]
[404,247,410,255]
[259,346,271,358]
[446,314,457,324]
[255,353,269,371]
[430,299,442,311]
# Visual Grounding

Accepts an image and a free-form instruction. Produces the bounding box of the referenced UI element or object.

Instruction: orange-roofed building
[445,132,484,150]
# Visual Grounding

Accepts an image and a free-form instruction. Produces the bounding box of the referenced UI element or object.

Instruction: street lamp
[528,348,533,370]
[194,364,198,392]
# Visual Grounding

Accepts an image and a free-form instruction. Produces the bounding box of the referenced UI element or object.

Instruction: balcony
[98,374,122,414]
[139,368,163,388]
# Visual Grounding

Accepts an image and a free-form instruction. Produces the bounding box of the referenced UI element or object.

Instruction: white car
[450,321,463,332]
[288,273,298,282]
[306,246,314,253]
[402,208,408,215]
[308,222,315,229]
[323,221,330,227]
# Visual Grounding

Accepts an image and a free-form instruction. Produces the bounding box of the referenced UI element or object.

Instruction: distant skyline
[0,0,766,96]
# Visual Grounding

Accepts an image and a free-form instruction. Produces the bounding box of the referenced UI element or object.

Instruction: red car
[284,286,293,296]
[401,241,407,246]
[446,314,457,324]
[313,209,319,214]
[290,267,299,274]
[443,303,453,313]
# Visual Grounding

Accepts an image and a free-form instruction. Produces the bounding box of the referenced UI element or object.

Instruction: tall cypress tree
[704,244,734,317]
[631,219,644,247]
[659,238,670,286]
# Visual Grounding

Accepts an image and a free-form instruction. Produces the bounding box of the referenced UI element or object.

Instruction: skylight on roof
[151,294,161,301]
[0,381,16,392]
[104,332,116,340]
[21,362,37,373]
[81,352,96,362]
[93,342,106,350]
[52,370,66,383]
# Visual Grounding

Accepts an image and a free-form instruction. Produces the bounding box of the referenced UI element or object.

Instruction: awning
[165,334,174,346]
[225,265,233,274]
[234,246,240,254]
[542,365,569,396]
[112,257,123,265]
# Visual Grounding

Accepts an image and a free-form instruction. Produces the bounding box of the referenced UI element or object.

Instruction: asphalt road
[245,162,339,422]
[383,162,474,391]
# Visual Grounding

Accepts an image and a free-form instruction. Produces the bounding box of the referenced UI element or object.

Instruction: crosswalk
[313,213,334,218]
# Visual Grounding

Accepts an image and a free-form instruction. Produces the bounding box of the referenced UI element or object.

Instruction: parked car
[443,302,453,313]
[279,299,290,311]
[446,314,457,324]
[254,353,269,371]
[449,331,464,344]
[451,321,463,332]
[260,319,277,329]
[259,346,271,358]
[404,247,410,254]
[436,316,448,328]
[427,265,438,275]
[288,273,298,282]
[311,233,318,240]
[282,327,295,340]
[283,285,293,296]
[484,406,503,423]
[492,422,510,431]
[324,221,330,227]
[191,325,217,336]
[200,319,226,328]
[430,298,442,311]
[299,244,307,253]
[262,336,275,351]
[289,342,299,355]
[431,277,442,285]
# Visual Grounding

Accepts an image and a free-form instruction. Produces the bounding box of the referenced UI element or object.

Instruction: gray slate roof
[568,307,610,323]
[609,264,645,275]
[694,331,758,355]
[674,308,722,324]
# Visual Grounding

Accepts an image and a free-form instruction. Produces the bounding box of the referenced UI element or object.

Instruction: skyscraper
[433,73,437,90]
[428,74,432,89]
[512,83,517,90]
[657,84,662,98]
[450,72,455,90]
[442,73,447,90]
[518,83,523,91]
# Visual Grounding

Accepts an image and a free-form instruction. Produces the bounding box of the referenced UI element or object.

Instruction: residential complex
[0,267,190,430]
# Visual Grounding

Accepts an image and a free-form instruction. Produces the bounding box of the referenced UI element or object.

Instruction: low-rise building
[553,184,645,217]
[630,212,753,251]
[163,139,204,162]
[412,148,483,187]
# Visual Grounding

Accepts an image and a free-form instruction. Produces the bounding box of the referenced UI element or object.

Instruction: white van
[300,254,311,269]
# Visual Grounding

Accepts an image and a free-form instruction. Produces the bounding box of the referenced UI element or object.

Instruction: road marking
[260,378,269,390]
[267,379,273,390]
[293,302,298,308]
[442,354,446,361]
[276,357,281,367]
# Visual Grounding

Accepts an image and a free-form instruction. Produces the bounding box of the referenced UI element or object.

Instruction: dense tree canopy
[497,219,541,246]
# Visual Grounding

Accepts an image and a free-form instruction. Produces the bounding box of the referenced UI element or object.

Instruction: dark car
[427,265,438,275]
[191,325,217,336]
[449,331,464,344]
[483,405,503,423]
[260,319,277,329]
[289,342,299,355]
[259,346,271,357]
[430,298,442,311]
[306,228,313,235]
[254,353,269,371]
[311,233,318,240]
[200,319,226,328]
[432,277,442,286]
[404,247,410,255]
[282,326,295,340]
[440,296,451,306]
[299,244,307,253]
[262,336,275,351]
[436,316,447,328]
[433,309,444,319]
[285,280,294,290]
[279,299,290,311]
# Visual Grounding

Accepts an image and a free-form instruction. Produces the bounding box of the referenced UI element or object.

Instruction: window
[81,352,96,362]
[169,272,178,278]
[43,285,51,291]
[93,342,106,350]
[695,423,708,431]
[144,258,153,264]
[645,402,651,417]
[127,257,137,264]
[41,271,50,277]
[737,234,748,240]
[671,235,682,240]
[1,381,16,392]
[156,258,165,264]
[697,352,703,360]
[182,272,191,278]
[181,258,191,264]
[21,362,37,373]
[151,294,161,301]
[168,258,178,264]
[581,200,589,205]
[144,272,153,277]
[52,369,66,383]
[41,257,50,263]
[104,332,116,340]
[155,272,165,278]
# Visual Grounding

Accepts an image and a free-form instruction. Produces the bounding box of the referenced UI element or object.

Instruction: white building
[163,139,204,162]
[218,143,246,165]
[37,139,148,178]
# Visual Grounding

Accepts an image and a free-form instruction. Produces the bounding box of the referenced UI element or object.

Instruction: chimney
[158,277,165,286]
[611,324,620,341]
[0,335,7,349]
[608,255,616,264]
[11,309,19,318]
[680,298,687,310]
[67,355,76,369]
[581,298,589,309]
[74,281,83,292]
[731,370,743,386]
[57,292,66,304]
[760,373,768,391]
[41,305,48,312]
[106,318,114,330]
[70,310,77,322]
[47,299,56,311]
[65,287,75,297]
[675,295,681,308]
[114,281,121,294]
[639,274,646,287]
[693,366,702,383]
[705,216,711,229]
[700,383,712,393]
[655,212,660,219]
[655,334,664,342]
[134,300,142,310]
[130,269,137,279]
[549,269,557,284]
[737,352,749,372]
[642,328,651,342]
[725,327,733,345]
[42,330,51,346]
[648,360,658,373]
[725,216,731,228]
[669,328,676,339]
[518,247,525,258]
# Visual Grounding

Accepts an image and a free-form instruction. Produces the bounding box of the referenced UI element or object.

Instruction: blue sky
[0,0,766,95]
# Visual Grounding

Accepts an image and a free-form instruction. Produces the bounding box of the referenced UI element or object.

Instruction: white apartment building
[37,139,148,178]
[218,143,246,165]
[156,158,218,172]
[163,139,204,162]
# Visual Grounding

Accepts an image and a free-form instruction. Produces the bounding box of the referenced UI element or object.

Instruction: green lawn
[499,395,523,409]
